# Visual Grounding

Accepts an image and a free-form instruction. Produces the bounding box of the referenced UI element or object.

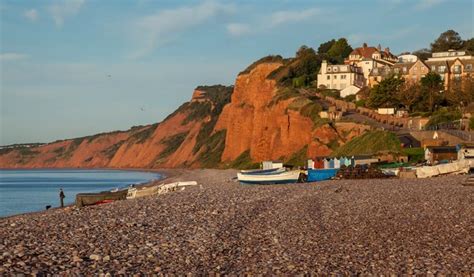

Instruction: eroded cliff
[0,60,369,169]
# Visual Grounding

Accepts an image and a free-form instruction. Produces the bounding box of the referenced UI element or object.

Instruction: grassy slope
[332,130,402,157]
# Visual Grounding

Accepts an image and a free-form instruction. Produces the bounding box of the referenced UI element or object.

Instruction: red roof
[350,46,379,59]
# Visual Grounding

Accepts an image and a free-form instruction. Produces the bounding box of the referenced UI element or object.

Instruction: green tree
[288,46,321,87]
[420,72,444,112]
[327,38,353,64]
[463,38,474,52]
[368,75,405,108]
[398,83,422,112]
[318,39,336,54]
[430,30,464,52]
[412,48,432,61]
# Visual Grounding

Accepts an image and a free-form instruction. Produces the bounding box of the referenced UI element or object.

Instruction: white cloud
[48,0,85,27]
[0,53,29,62]
[269,8,319,27]
[130,0,235,59]
[227,8,319,37]
[226,23,252,37]
[415,0,445,10]
[24,9,39,22]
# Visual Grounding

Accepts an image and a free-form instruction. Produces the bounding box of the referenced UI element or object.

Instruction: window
[454,65,462,73]
[440,75,445,81]
[402,67,407,73]
[466,64,473,70]
[431,65,436,71]
[333,67,338,72]
[438,66,445,72]
[327,75,330,80]
[341,75,346,79]
[327,67,332,72]
[394,68,400,74]
[334,75,337,79]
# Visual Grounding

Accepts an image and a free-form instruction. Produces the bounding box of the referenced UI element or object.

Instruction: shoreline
[0,167,182,219]
[0,171,472,274]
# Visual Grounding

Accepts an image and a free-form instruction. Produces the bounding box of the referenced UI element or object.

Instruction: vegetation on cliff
[331,131,401,157]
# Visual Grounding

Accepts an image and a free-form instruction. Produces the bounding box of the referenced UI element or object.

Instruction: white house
[317,60,365,90]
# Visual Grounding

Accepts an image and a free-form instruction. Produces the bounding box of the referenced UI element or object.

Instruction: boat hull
[240,168,286,175]
[307,169,338,182]
[75,189,128,208]
[237,170,301,185]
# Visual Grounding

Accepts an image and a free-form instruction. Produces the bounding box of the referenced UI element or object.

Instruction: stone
[89,254,101,261]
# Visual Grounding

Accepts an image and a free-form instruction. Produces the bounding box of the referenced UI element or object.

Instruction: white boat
[237,170,302,185]
[127,181,198,199]
[240,168,286,175]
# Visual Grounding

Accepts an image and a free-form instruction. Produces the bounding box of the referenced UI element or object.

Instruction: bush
[426,108,461,128]
[470,117,474,130]
[332,130,402,156]
[344,94,356,102]
[285,145,308,167]
[196,130,227,168]
[158,131,189,159]
[287,97,312,111]
[228,150,260,169]
[239,55,284,75]
[355,99,366,107]
[128,124,158,144]
[101,141,124,159]
[402,147,425,163]
[300,102,324,126]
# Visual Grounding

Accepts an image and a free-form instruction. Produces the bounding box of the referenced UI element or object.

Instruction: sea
[0,169,162,217]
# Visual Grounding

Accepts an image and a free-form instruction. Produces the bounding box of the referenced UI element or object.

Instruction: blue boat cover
[307,169,338,182]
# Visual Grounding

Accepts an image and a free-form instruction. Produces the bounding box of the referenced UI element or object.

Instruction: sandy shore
[0,169,473,275]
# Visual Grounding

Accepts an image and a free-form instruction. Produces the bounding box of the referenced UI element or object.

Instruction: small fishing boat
[240,168,286,175]
[307,168,338,182]
[75,189,128,208]
[237,170,302,185]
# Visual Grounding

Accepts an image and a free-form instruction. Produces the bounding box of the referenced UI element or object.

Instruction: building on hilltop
[398,54,418,63]
[345,43,398,84]
[317,60,365,97]
[426,50,473,62]
[369,50,474,90]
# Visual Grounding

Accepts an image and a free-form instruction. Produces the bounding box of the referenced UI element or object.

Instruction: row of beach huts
[237,144,474,184]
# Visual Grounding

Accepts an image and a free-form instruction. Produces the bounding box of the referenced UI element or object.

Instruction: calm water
[0,169,162,217]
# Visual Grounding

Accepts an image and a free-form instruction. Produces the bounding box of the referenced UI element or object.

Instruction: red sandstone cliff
[216,62,369,162]
[0,62,369,169]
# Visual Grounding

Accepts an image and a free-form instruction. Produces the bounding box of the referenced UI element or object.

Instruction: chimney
[384,47,390,53]
[321,60,328,72]
[363,42,368,48]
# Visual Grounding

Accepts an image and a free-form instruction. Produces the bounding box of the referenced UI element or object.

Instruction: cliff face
[216,62,369,163]
[0,85,232,169]
[0,61,370,169]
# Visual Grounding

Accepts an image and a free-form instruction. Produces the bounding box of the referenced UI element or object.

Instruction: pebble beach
[1,169,473,275]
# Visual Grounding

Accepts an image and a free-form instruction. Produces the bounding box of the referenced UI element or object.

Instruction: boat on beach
[307,168,338,182]
[237,170,302,185]
[240,168,286,175]
[75,189,128,208]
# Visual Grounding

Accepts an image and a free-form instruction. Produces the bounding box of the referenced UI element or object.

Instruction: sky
[0,0,473,145]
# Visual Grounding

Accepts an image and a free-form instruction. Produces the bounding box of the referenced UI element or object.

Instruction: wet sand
[0,169,473,275]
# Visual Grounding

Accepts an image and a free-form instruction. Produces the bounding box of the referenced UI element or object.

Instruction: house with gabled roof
[345,43,398,86]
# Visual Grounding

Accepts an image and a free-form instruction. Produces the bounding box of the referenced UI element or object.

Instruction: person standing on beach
[59,189,65,208]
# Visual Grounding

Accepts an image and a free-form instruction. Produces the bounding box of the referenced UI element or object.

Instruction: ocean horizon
[0,169,162,217]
